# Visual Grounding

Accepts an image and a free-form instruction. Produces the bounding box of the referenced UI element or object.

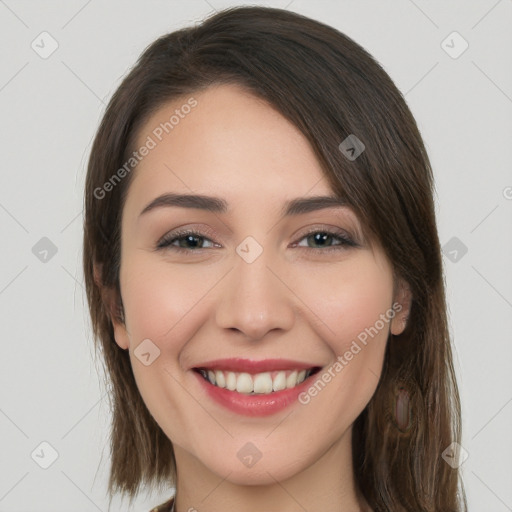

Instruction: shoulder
[149,495,174,512]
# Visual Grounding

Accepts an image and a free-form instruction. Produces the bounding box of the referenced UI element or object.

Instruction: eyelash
[156,226,359,254]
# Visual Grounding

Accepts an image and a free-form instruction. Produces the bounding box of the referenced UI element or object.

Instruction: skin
[106,83,411,512]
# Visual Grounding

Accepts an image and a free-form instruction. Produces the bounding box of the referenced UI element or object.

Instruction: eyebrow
[138,193,349,219]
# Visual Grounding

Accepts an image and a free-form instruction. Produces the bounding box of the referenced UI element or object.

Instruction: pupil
[179,233,332,250]
[181,235,201,248]
[312,232,330,247]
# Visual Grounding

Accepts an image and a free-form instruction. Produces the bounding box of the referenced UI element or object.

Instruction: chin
[199,445,311,486]
[221,463,302,486]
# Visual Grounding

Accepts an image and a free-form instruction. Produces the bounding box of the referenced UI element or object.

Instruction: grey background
[1,0,511,510]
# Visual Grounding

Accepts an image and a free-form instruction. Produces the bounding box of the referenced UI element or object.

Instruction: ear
[390,278,412,336]
[93,263,131,350]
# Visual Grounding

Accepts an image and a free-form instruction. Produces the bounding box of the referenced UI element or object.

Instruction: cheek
[291,256,394,433]
[119,253,218,345]
[118,254,217,435]
[293,254,394,359]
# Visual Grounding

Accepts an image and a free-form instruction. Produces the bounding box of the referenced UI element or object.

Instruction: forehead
[126,82,337,212]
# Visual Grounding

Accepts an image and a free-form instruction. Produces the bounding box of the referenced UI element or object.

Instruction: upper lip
[192,358,322,374]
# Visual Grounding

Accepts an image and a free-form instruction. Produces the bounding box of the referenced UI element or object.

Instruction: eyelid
[292,225,359,250]
[156,223,359,252]
[293,223,356,242]
[155,224,220,249]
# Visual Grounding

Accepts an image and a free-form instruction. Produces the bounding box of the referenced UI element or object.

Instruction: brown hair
[83,6,467,511]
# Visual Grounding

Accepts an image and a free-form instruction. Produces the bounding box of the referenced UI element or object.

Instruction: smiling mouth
[193,367,322,395]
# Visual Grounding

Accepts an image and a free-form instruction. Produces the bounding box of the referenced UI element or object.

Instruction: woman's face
[110,83,410,485]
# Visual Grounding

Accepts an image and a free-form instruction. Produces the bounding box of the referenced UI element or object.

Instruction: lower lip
[192,370,316,417]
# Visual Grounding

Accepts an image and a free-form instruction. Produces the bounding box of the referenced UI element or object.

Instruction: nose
[214,247,295,341]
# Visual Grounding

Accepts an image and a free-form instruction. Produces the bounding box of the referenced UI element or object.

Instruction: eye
[293,227,358,252]
[156,228,218,252]
[156,226,359,253]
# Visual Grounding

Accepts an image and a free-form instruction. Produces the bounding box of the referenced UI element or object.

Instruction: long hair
[83,6,467,511]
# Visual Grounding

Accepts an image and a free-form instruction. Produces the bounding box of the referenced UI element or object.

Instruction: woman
[83,6,467,511]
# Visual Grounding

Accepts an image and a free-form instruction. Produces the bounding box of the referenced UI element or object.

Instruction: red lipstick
[191,358,322,417]
[193,357,316,374]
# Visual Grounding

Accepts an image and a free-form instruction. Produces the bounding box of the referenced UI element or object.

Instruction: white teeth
[226,371,237,391]
[236,373,253,393]
[272,371,287,391]
[214,370,225,388]
[201,368,313,395]
[253,372,273,394]
[286,370,298,389]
